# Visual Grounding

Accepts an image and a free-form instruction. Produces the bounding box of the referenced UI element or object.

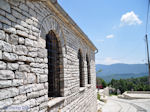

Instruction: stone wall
[0,0,97,112]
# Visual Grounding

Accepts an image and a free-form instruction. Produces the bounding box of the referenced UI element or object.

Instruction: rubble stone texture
[0,0,97,112]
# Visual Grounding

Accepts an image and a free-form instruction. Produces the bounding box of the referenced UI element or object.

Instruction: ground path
[102,96,150,112]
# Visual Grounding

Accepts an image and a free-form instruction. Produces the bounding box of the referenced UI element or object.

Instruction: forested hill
[96,64,148,82]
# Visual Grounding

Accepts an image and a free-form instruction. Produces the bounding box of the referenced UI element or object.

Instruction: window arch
[86,54,91,84]
[46,30,61,97]
[78,49,84,87]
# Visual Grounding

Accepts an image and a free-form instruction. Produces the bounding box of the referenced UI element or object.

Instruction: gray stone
[5,34,18,45]
[25,38,34,47]
[32,26,39,33]
[2,52,18,61]
[6,13,17,23]
[0,9,5,16]
[29,106,39,112]
[28,52,37,57]
[0,50,2,59]
[0,98,13,109]
[13,45,28,55]
[0,80,12,88]
[3,24,16,34]
[0,15,11,26]
[0,0,11,13]
[19,3,28,12]
[27,47,38,52]
[0,30,5,40]
[7,63,19,70]
[26,18,33,25]
[13,94,27,104]
[0,87,19,100]
[30,63,47,68]
[0,40,12,52]
[19,64,30,72]
[35,58,44,63]
[18,37,25,44]
[26,57,34,62]
[0,70,14,79]
[38,48,47,58]
[18,56,27,62]
[19,84,34,94]
[12,9,25,20]
[33,84,44,92]
[0,61,6,70]
[38,75,48,83]
[39,89,47,96]
[17,30,28,38]
[12,79,23,86]
[31,68,44,74]
[28,34,37,40]
[27,91,39,99]
[15,71,27,79]
[27,73,36,84]
[0,22,2,29]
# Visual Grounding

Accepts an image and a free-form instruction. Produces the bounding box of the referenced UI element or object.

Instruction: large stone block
[0,30,5,40]
[19,3,29,12]
[0,70,14,79]
[18,37,25,44]
[13,94,27,105]
[27,73,36,84]
[2,52,18,61]
[28,52,37,57]
[38,48,47,58]
[0,40,12,52]
[13,45,28,55]
[17,30,28,38]
[3,24,16,34]
[0,61,6,70]
[6,12,17,23]
[27,91,39,99]
[19,64,30,72]
[7,63,19,70]
[12,79,23,86]
[37,75,48,83]
[25,38,34,47]
[0,87,19,100]
[0,98,13,109]
[0,80,12,88]
[5,34,18,45]
[31,68,44,74]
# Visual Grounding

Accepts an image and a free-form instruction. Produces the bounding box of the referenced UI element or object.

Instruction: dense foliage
[96,77,107,89]
[109,76,150,94]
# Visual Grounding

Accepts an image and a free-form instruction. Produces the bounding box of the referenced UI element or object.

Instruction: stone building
[0,0,97,112]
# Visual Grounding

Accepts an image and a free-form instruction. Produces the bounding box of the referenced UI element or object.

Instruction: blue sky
[58,0,149,65]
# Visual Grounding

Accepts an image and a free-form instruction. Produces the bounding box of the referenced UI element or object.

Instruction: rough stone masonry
[0,0,97,112]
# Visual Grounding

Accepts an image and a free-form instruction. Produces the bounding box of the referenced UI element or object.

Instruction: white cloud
[96,57,121,65]
[106,34,114,39]
[120,11,142,26]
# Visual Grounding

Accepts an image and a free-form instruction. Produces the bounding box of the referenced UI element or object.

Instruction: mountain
[96,63,148,82]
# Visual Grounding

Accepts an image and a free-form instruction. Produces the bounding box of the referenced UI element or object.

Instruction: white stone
[0,40,12,52]
[18,37,25,44]
[38,48,47,58]
[38,75,47,83]
[27,73,36,84]
[7,63,19,70]
[3,24,16,34]
[13,45,28,55]
[25,38,34,47]
[2,52,18,61]
[0,30,5,40]
[19,64,30,72]
[27,91,39,99]
[13,94,27,104]
[0,50,2,59]
[12,79,23,86]
[17,30,28,38]
[5,34,18,45]
[0,0,11,13]
[0,87,19,100]
[0,80,12,88]
[31,68,44,74]
[28,52,37,57]
[0,70,14,79]
[0,61,6,70]
[15,71,27,79]
[26,57,34,62]
[0,98,13,109]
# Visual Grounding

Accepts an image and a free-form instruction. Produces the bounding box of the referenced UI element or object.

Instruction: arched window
[86,55,91,84]
[46,30,61,97]
[78,50,84,87]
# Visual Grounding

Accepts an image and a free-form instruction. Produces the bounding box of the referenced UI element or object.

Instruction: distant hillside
[96,63,148,82]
